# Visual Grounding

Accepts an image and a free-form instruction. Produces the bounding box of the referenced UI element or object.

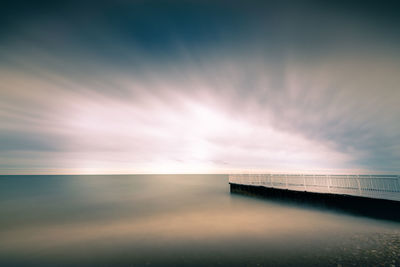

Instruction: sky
[0,0,400,174]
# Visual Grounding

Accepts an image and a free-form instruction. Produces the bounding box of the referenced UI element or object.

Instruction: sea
[0,174,399,266]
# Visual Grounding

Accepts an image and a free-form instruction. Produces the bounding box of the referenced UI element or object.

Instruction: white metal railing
[229,174,400,201]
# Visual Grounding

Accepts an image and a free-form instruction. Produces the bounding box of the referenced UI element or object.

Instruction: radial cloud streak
[0,0,399,174]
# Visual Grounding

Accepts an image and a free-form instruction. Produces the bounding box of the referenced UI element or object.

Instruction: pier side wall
[230,182,400,221]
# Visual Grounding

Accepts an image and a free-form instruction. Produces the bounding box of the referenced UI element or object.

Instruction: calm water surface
[0,175,399,266]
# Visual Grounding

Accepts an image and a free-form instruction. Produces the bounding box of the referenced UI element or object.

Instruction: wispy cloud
[1,1,399,174]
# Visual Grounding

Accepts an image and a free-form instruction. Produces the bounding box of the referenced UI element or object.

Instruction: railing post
[285,174,288,189]
[303,174,307,191]
[327,175,331,193]
[356,175,361,196]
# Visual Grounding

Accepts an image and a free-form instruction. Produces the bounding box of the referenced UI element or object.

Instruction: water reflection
[0,175,398,266]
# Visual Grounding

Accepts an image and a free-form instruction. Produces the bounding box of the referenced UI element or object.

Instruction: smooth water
[0,175,399,266]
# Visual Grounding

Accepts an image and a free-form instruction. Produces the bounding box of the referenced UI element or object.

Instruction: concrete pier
[229,174,400,220]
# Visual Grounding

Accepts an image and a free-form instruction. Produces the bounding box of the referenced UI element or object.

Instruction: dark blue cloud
[2,0,399,61]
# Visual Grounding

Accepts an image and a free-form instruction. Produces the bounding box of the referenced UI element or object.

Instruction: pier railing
[229,174,400,201]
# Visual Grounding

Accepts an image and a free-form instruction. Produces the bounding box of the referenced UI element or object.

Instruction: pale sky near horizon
[1,0,400,174]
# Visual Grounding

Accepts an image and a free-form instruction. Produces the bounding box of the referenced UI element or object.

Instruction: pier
[229,174,400,220]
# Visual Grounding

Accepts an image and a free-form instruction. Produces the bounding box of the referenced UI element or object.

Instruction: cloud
[0,0,399,174]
